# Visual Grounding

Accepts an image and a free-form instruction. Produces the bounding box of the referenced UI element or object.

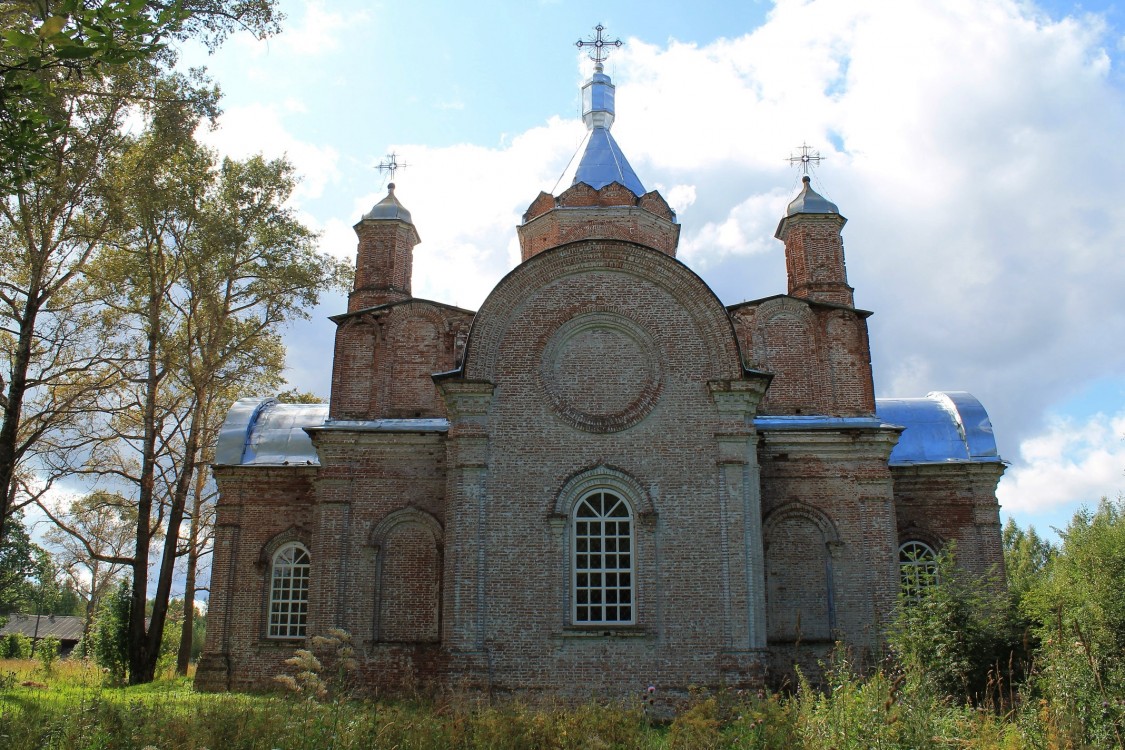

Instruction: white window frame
[268,542,310,639]
[572,490,635,625]
[898,540,938,599]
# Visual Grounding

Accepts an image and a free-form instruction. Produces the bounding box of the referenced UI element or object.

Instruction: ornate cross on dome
[376,152,408,182]
[576,24,622,65]
[788,142,823,176]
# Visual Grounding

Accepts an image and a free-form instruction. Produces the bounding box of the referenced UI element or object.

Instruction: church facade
[196,49,1005,696]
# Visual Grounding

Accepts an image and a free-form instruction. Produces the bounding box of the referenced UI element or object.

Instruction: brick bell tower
[349,183,419,312]
[775,176,853,307]
[517,26,680,260]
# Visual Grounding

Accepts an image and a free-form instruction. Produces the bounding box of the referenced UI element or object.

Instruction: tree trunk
[128,270,164,685]
[0,241,44,545]
[176,465,206,674]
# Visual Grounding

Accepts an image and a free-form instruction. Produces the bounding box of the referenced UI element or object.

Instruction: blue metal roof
[214,397,451,466]
[215,398,328,466]
[556,63,645,197]
[568,127,645,195]
[875,391,1002,465]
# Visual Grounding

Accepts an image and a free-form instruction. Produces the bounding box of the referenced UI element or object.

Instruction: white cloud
[679,188,790,269]
[998,411,1125,514]
[344,116,585,310]
[593,0,1125,466]
[195,103,341,202]
[254,0,1125,484]
[280,2,352,56]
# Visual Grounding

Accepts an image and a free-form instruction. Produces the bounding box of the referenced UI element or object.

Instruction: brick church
[196,36,1006,695]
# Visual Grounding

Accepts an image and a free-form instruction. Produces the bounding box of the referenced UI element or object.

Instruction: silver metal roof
[556,64,646,197]
[361,182,414,224]
[785,176,839,216]
[875,391,1002,465]
[215,397,328,466]
[214,397,451,466]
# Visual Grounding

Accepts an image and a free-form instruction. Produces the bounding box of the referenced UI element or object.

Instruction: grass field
[0,657,1061,749]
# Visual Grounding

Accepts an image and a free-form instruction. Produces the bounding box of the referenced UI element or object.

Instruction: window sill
[552,625,654,640]
[256,638,305,650]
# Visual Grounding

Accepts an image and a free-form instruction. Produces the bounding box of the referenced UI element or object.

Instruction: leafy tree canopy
[0,0,281,193]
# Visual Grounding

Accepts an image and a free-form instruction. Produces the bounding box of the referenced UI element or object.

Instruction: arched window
[573,491,634,625]
[268,542,310,638]
[899,541,938,599]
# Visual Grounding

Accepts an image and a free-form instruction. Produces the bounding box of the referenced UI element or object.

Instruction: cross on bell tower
[787,142,823,176]
[376,152,408,183]
[576,24,622,68]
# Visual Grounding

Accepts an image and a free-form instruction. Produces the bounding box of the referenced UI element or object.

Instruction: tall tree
[0,510,46,615]
[79,108,345,681]
[41,489,134,630]
[0,0,280,558]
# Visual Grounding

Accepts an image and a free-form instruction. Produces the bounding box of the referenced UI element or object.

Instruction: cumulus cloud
[594,0,1125,472]
[204,0,1124,523]
[195,103,341,202]
[345,116,585,310]
[998,410,1125,514]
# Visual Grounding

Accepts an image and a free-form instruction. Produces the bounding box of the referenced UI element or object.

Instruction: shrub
[2,631,32,658]
[35,635,60,674]
[87,578,131,684]
[887,545,1014,702]
[273,628,357,701]
[1023,498,1125,748]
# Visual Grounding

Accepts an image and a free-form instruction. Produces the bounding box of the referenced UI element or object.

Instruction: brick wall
[329,300,473,420]
[730,298,876,416]
[518,182,680,261]
[349,218,418,311]
[890,462,1006,581]
[438,239,772,694]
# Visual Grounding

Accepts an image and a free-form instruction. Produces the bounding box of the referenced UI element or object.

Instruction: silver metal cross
[376,152,408,181]
[788,143,823,176]
[576,24,622,65]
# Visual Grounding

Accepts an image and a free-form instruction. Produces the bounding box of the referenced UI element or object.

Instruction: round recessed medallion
[540,313,662,433]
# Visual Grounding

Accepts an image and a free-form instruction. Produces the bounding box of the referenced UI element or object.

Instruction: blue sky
[172,0,1125,542]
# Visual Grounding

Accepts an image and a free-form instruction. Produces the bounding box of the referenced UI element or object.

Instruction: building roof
[360,183,414,224]
[0,614,85,642]
[785,176,839,216]
[213,398,450,466]
[875,391,1002,465]
[556,65,646,197]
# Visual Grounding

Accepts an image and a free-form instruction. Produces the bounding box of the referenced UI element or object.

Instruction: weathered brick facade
[197,84,1004,700]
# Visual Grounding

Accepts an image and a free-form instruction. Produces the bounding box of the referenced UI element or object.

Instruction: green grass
[0,657,1067,750]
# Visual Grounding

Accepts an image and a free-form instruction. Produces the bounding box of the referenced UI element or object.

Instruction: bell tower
[775,176,853,307]
[349,183,419,312]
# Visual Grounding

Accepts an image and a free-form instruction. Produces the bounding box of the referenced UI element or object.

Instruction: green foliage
[0,0,282,193]
[0,510,47,612]
[1002,518,1054,602]
[277,388,328,404]
[1023,497,1125,747]
[2,630,31,658]
[887,545,1014,702]
[87,578,131,684]
[34,634,59,674]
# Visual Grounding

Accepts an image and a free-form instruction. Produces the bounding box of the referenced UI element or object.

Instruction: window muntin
[899,540,938,599]
[269,542,310,638]
[573,491,634,624]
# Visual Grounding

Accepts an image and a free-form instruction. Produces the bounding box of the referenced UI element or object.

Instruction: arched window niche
[573,490,635,625]
[268,542,310,639]
[899,540,939,599]
[552,466,655,629]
